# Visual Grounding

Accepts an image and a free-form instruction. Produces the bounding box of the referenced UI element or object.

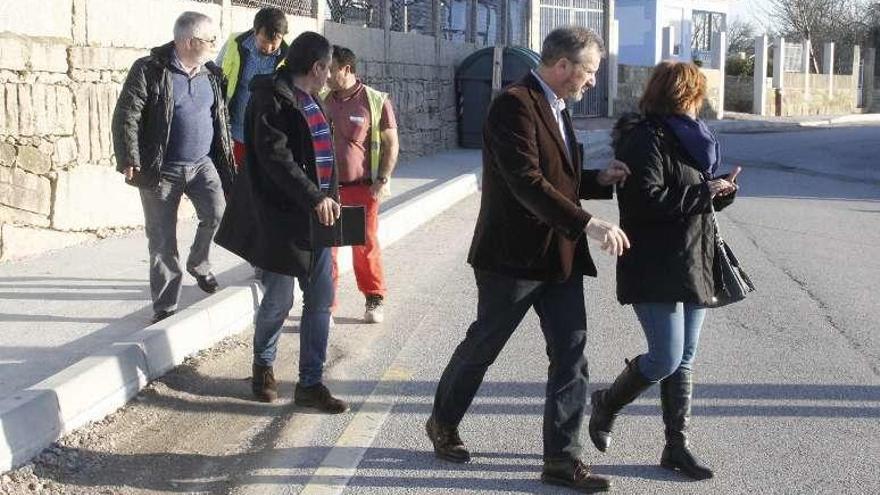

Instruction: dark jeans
[139,161,225,313]
[253,248,334,387]
[432,269,590,461]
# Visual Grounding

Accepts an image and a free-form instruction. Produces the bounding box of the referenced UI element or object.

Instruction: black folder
[310,205,366,247]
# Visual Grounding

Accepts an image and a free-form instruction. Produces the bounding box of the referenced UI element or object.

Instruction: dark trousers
[432,269,589,461]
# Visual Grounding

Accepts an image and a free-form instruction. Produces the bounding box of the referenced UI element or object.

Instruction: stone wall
[613,65,654,115]
[766,73,858,116]
[0,0,478,261]
[700,69,723,120]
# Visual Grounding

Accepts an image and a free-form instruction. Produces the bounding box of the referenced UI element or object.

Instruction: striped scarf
[295,89,334,190]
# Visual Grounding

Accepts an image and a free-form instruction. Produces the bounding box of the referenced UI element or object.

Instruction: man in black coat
[111,12,235,324]
[215,32,347,413]
[426,27,631,493]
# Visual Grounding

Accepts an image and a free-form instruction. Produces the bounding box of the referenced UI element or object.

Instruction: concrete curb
[0,167,481,473]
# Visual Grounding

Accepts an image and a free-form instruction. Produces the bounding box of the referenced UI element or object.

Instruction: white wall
[85,0,221,48]
[617,0,730,67]
[616,0,658,67]
[0,0,73,39]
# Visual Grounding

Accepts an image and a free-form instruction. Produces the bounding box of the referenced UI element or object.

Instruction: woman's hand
[708,167,742,198]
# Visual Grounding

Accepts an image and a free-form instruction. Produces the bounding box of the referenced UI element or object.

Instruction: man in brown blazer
[426,27,631,493]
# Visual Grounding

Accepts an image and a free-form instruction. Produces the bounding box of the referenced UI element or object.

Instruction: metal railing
[390,0,434,35]
[232,0,316,18]
[327,0,383,28]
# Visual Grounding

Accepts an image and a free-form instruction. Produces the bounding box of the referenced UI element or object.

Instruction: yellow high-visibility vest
[320,84,388,182]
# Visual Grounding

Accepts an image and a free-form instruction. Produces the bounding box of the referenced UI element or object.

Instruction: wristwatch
[375,176,389,185]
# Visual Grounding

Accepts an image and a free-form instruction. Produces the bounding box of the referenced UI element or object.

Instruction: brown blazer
[467,73,612,282]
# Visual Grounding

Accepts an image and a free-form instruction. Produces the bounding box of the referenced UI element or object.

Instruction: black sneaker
[294,383,348,414]
[364,294,384,323]
[152,310,176,324]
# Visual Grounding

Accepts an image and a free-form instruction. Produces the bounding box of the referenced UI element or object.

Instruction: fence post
[853,45,861,108]
[714,31,726,119]
[865,48,876,112]
[661,26,675,60]
[824,42,835,97]
[529,0,541,52]
[754,35,768,115]
[772,37,785,116]
[773,36,785,89]
[316,0,327,33]
[467,0,477,43]
[219,0,232,40]
[802,38,810,98]
[607,18,619,117]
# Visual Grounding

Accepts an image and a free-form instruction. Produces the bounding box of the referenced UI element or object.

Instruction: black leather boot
[589,356,655,452]
[541,458,612,493]
[426,415,471,463]
[660,368,714,480]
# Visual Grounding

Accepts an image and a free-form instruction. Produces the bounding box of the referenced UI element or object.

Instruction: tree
[727,18,758,55]
[763,0,874,73]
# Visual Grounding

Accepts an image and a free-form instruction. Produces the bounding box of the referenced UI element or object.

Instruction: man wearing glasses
[112,12,235,324]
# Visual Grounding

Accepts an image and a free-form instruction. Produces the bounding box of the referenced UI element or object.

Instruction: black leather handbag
[709,207,755,307]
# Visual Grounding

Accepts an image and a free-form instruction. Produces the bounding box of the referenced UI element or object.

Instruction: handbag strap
[705,178,726,244]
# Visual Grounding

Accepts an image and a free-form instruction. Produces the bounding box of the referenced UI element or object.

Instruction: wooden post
[491,45,504,98]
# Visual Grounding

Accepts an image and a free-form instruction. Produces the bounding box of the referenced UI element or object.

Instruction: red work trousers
[331,184,386,304]
[232,140,246,171]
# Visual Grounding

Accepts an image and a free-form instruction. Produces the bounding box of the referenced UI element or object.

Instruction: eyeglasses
[192,36,217,46]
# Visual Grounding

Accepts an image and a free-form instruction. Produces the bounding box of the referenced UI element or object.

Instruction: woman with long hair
[589,61,741,480]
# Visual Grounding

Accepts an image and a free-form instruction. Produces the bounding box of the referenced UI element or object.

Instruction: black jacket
[111,42,235,193]
[613,115,735,305]
[214,72,338,277]
[467,73,612,283]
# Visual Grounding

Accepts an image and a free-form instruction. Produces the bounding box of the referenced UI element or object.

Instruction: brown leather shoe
[251,364,278,403]
[541,458,612,493]
[425,415,471,463]
[294,383,349,414]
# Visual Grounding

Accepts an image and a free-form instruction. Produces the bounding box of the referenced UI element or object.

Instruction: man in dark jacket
[111,12,235,324]
[216,7,288,167]
[426,27,630,493]
[214,32,347,413]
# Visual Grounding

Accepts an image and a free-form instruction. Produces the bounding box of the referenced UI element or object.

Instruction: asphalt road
[3,125,878,495]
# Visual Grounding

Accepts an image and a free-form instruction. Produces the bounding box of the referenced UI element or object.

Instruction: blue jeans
[632,303,706,382]
[433,269,590,461]
[253,248,334,387]
[139,160,225,312]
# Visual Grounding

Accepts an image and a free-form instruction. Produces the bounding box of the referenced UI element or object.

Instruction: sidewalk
[0,149,482,472]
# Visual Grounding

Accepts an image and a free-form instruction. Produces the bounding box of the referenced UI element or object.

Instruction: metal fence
[232,0,316,17]
[327,0,383,28]
[321,0,532,46]
[506,0,528,46]
[389,0,434,34]
[539,0,607,116]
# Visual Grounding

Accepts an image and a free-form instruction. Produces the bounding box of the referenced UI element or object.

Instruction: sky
[729,0,775,30]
